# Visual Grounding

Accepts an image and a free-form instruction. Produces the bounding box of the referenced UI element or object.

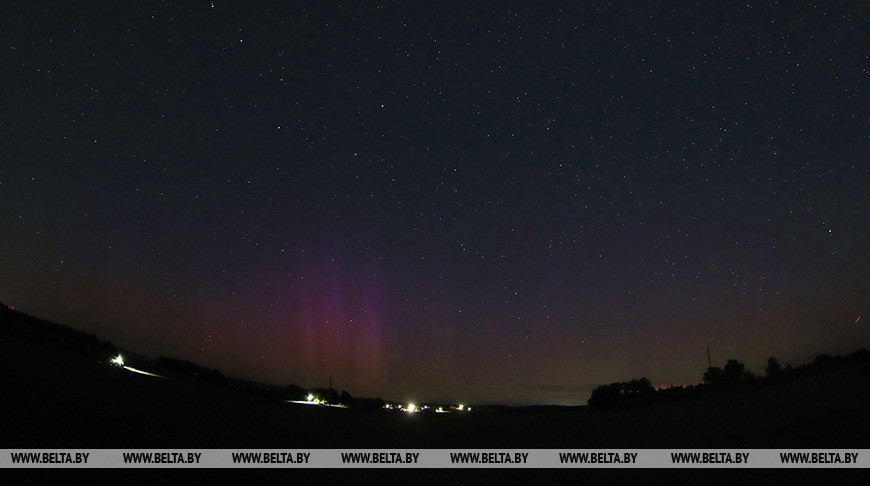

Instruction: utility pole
[707,347,712,369]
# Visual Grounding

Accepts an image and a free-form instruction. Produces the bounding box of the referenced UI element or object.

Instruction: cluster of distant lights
[285,395,348,408]
[384,403,470,413]
[107,354,470,412]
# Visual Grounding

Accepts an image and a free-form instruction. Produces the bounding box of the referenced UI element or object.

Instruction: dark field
[2,333,869,449]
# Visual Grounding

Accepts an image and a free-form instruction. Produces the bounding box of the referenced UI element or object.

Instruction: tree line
[588,348,870,409]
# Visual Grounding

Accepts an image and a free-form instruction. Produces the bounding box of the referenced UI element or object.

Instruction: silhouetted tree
[311,387,340,404]
[765,357,782,379]
[587,347,870,409]
[588,378,654,408]
[703,366,725,385]
[723,359,746,383]
[588,383,622,408]
[625,378,654,397]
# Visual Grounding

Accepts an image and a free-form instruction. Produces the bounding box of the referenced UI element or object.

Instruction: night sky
[2,2,868,405]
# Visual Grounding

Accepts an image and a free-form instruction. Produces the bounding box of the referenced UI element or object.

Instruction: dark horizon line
[1,297,866,408]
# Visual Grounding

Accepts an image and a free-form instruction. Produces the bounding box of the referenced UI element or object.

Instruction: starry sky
[1,2,868,405]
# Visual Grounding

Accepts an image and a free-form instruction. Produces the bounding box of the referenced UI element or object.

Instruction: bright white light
[288,396,346,408]
[110,354,124,367]
[122,366,164,378]
[457,404,464,411]
[406,403,416,413]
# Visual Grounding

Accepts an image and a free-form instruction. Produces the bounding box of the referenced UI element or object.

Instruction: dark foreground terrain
[2,332,868,449]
